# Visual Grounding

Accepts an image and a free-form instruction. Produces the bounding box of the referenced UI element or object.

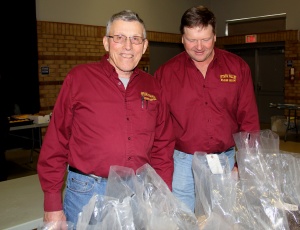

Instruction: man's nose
[124,37,133,49]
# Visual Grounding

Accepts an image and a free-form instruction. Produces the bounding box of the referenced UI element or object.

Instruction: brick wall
[37,22,105,115]
[37,21,181,115]
[37,21,299,122]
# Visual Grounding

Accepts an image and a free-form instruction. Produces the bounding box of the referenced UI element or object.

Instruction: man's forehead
[184,25,213,33]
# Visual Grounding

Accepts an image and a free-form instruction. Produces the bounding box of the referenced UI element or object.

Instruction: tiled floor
[4,127,300,181]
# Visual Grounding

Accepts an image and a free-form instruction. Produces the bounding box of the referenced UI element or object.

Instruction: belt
[68,166,105,180]
[213,147,234,154]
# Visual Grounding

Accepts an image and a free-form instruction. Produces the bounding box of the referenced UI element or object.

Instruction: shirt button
[128,137,131,140]
[127,117,129,121]
[205,102,208,105]
[118,82,121,85]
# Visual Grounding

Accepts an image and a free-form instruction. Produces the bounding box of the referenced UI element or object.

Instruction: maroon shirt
[37,54,175,211]
[154,48,259,154]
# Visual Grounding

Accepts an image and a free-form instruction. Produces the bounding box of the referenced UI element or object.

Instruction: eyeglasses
[107,35,145,45]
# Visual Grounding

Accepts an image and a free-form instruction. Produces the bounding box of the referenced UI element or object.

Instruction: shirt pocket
[128,99,158,132]
[209,82,238,110]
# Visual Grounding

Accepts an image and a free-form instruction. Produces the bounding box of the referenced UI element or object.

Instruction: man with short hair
[38,10,175,227]
[154,5,260,212]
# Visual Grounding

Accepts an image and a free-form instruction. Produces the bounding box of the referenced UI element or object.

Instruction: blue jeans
[172,148,236,212]
[63,169,108,228]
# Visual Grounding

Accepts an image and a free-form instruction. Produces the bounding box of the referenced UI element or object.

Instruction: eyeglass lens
[109,35,144,44]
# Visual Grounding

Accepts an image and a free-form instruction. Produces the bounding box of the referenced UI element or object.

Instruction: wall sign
[41,66,49,75]
[245,34,257,43]
[287,60,293,67]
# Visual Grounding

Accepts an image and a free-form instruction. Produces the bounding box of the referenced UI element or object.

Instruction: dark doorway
[149,42,184,75]
[225,42,285,124]
[0,0,40,116]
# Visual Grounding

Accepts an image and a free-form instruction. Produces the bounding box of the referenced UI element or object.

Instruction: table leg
[30,127,43,163]
[294,110,298,136]
[30,128,35,162]
[284,109,298,142]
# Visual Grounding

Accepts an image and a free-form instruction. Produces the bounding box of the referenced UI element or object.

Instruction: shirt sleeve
[37,74,73,211]
[150,87,175,190]
[237,63,260,132]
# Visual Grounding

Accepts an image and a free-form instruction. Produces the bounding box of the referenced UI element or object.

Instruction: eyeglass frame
[106,35,146,45]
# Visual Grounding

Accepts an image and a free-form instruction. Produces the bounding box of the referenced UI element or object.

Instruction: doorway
[225,42,285,124]
[149,42,184,75]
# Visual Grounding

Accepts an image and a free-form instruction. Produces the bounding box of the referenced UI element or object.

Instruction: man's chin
[192,57,206,63]
[116,66,135,74]
[192,54,211,63]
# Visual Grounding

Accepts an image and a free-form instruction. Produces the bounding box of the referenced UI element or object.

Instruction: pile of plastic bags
[39,164,199,229]
[75,163,199,229]
[39,129,300,229]
[193,129,300,230]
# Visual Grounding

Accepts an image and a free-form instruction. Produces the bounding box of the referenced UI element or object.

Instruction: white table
[10,122,49,131]
[0,175,43,230]
[269,103,300,141]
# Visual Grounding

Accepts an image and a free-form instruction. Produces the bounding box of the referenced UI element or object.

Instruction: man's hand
[41,210,69,229]
[231,166,239,181]
[44,210,66,222]
[232,166,238,172]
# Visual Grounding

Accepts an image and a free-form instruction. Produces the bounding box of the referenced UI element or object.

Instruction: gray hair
[106,10,147,38]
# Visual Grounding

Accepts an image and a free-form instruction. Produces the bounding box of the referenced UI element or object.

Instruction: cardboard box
[28,114,50,124]
[271,116,286,133]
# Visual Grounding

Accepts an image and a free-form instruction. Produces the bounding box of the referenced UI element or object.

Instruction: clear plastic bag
[38,221,74,230]
[264,152,300,229]
[192,152,256,229]
[193,130,299,230]
[76,163,199,229]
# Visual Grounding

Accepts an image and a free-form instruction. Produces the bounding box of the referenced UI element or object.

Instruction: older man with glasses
[37,10,175,227]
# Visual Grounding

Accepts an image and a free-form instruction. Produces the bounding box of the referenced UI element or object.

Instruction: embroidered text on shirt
[220,74,237,82]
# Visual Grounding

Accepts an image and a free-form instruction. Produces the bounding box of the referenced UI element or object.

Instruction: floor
[4,126,300,181]
[6,148,39,180]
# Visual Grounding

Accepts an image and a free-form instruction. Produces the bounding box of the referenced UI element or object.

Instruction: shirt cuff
[44,192,63,211]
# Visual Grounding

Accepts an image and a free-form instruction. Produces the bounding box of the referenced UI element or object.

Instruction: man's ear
[142,39,149,54]
[103,36,109,52]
